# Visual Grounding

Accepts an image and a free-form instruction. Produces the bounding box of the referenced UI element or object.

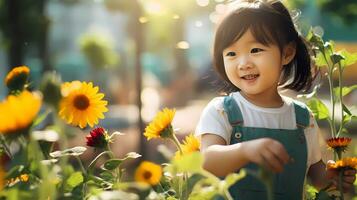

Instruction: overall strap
[293,101,310,128]
[223,95,244,127]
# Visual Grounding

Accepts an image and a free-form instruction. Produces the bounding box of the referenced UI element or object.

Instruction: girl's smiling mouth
[241,74,260,80]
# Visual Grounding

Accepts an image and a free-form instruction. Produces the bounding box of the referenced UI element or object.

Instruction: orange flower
[134,161,162,185]
[326,137,351,152]
[0,91,42,135]
[327,157,357,170]
[5,66,30,91]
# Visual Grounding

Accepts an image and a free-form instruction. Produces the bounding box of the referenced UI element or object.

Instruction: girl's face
[222,29,293,101]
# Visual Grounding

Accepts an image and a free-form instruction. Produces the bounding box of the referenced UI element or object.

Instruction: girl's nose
[237,57,253,70]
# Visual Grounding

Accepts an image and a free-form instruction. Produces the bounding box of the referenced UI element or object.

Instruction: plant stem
[337,62,344,138]
[338,170,344,200]
[171,135,183,155]
[106,144,121,183]
[327,73,337,137]
[0,135,13,159]
[87,151,112,170]
[76,156,87,176]
[323,52,337,137]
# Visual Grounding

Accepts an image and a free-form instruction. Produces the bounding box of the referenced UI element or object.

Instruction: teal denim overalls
[223,95,310,200]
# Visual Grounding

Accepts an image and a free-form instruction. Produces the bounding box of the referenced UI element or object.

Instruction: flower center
[143,171,152,180]
[73,94,90,110]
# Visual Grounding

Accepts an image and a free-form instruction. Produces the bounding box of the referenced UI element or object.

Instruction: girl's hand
[241,138,290,173]
[326,160,356,192]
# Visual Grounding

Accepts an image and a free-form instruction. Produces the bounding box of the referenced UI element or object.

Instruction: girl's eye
[225,52,236,57]
[251,48,264,53]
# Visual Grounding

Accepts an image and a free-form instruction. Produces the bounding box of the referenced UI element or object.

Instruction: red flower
[326,137,351,152]
[86,127,108,148]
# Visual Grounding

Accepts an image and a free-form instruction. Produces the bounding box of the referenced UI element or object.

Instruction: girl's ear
[282,42,296,65]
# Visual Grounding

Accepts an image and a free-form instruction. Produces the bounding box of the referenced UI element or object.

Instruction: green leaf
[315,52,329,67]
[167,152,203,173]
[109,131,125,141]
[5,165,25,179]
[222,170,246,191]
[103,159,123,170]
[124,152,142,159]
[307,98,330,120]
[324,42,334,55]
[315,190,334,200]
[334,85,357,99]
[66,172,84,190]
[306,28,324,50]
[100,171,114,181]
[49,146,87,158]
[342,103,352,116]
[340,50,357,68]
[32,110,51,127]
[343,114,357,124]
[330,53,345,65]
[182,174,206,198]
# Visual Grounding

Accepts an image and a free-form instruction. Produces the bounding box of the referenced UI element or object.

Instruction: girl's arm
[201,133,290,177]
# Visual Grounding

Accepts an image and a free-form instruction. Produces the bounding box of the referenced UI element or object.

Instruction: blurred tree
[0,0,51,72]
[79,32,120,69]
[104,0,146,158]
[286,0,357,25]
[317,0,357,25]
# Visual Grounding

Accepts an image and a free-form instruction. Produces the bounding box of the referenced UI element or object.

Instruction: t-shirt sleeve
[305,109,322,167]
[195,97,232,144]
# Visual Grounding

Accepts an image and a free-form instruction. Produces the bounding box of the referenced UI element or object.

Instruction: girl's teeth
[243,75,258,80]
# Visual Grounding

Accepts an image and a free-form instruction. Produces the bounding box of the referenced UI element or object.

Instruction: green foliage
[306,98,330,120]
[306,27,357,200]
[65,172,84,192]
[103,159,122,171]
[316,0,357,25]
[79,32,120,69]
[166,152,203,174]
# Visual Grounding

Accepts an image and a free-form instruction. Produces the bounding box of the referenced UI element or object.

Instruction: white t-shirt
[195,92,322,168]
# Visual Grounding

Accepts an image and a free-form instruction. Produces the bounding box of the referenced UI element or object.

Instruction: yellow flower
[134,161,162,186]
[0,91,41,134]
[59,81,108,128]
[20,174,29,182]
[327,157,357,170]
[175,134,201,159]
[5,66,30,91]
[144,108,176,140]
[326,137,351,152]
[6,174,30,187]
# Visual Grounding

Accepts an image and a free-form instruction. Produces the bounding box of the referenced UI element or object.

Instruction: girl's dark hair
[213,0,316,93]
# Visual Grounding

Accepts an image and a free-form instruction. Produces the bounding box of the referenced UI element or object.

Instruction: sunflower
[144,108,176,140]
[326,137,351,152]
[175,134,201,159]
[327,157,357,171]
[5,66,30,91]
[59,81,108,128]
[0,91,41,135]
[134,161,162,185]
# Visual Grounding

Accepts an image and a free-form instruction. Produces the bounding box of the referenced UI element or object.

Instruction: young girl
[195,0,356,199]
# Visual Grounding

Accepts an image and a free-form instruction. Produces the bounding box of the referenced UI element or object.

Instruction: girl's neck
[239,91,284,108]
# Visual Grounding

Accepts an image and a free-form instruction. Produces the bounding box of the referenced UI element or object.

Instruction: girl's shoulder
[204,96,226,114]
